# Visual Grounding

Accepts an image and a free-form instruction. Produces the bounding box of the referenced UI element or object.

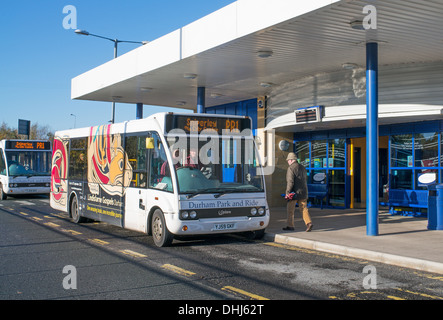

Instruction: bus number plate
[212,223,236,231]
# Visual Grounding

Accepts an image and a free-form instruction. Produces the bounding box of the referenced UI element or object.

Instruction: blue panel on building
[206,99,258,184]
[205,98,258,133]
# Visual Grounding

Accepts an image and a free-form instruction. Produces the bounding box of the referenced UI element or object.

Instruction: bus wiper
[214,187,261,198]
[186,192,201,199]
[213,189,238,198]
[186,188,222,199]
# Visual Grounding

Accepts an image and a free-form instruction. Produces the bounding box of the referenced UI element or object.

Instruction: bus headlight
[250,208,257,215]
[258,207,265,215]
[180,210,198,220]
[181,211,189,219]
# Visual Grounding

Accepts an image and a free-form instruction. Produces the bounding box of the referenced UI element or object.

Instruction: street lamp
[70,113,76,128]
[74,29,148,123]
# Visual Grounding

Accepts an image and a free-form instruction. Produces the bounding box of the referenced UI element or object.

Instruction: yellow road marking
[51,213,67,219]
[31,217,43,221]
[90,238,109,245]
[395,288,443,300]
[19,212,28,216]
[387,295,406,300]
[162,264,196,277]
[44,222,60,227]
[346,291,382,300]
[414,271,443,282]
[221,286,269,300]
[62,229,82,235]
[120,249,147,258]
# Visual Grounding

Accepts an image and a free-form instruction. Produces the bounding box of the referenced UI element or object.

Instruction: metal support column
[366,42,379,236]
[197,87,205,113]
[136,103,143,119]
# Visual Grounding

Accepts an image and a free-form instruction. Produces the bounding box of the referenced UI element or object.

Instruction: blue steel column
[197,87,205,113]
[366,42,379,236]
[136,103,143,119]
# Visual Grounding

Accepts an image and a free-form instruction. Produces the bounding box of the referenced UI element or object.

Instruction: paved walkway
[264,206,443,274]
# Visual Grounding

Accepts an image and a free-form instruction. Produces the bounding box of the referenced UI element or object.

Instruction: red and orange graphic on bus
[87,125,132,196]
[51,136,68,208]
[51,124,133,209]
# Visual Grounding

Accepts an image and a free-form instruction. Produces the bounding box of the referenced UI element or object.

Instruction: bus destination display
[5,141,51,151]
[165,114,251,134]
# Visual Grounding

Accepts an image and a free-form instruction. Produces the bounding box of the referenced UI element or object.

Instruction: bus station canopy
[71,0,443,111]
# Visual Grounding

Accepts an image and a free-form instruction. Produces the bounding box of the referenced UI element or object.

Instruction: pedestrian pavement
[264,206,443,275]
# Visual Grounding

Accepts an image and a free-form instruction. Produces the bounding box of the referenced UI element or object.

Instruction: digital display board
[5,141,51,151]
[165,114,251,135]
[295,106,323,124]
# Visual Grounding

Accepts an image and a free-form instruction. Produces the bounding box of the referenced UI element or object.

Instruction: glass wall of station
[390,132,442,190]
[295,138,347,208]
[293,120,443,210]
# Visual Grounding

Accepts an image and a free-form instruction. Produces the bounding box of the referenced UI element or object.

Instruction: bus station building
[71,0,443,235]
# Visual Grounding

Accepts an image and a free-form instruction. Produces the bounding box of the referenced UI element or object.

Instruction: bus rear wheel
[70,195,85,224]
[151,209,173,247]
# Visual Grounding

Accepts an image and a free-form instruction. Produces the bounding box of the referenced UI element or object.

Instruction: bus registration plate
[212,223,236,231]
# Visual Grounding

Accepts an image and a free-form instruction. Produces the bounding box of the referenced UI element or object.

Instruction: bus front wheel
[0,184,6,200]
[151,209,173,247]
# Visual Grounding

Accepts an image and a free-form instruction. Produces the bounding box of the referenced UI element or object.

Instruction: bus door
[123,132,173,233]
[124,133,149,232]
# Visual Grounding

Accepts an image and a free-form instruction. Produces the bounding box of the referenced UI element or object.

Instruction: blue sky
[0,0,235,132]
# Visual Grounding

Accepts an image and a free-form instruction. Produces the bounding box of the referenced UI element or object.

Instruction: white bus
[50,112,269,247]
[0,139,52,200]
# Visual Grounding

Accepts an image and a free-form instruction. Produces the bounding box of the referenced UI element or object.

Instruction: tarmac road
[1,196,443,302]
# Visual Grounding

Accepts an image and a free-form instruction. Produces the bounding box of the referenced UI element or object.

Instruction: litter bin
[427,184,443,230]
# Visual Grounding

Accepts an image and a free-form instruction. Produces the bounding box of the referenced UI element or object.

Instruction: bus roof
[54,112,251,138]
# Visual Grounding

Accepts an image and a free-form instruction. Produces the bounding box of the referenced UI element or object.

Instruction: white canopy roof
[72,0,443,113]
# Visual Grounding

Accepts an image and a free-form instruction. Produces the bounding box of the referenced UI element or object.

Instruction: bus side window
[125,135,148,188]
[69,138,87,181]
[148,133,172,192]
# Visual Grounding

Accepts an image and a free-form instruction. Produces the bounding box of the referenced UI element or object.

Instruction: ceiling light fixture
[342,63,359,70]
[183,73,197,79]
[349,20,365,30]
[257,50,273,58]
